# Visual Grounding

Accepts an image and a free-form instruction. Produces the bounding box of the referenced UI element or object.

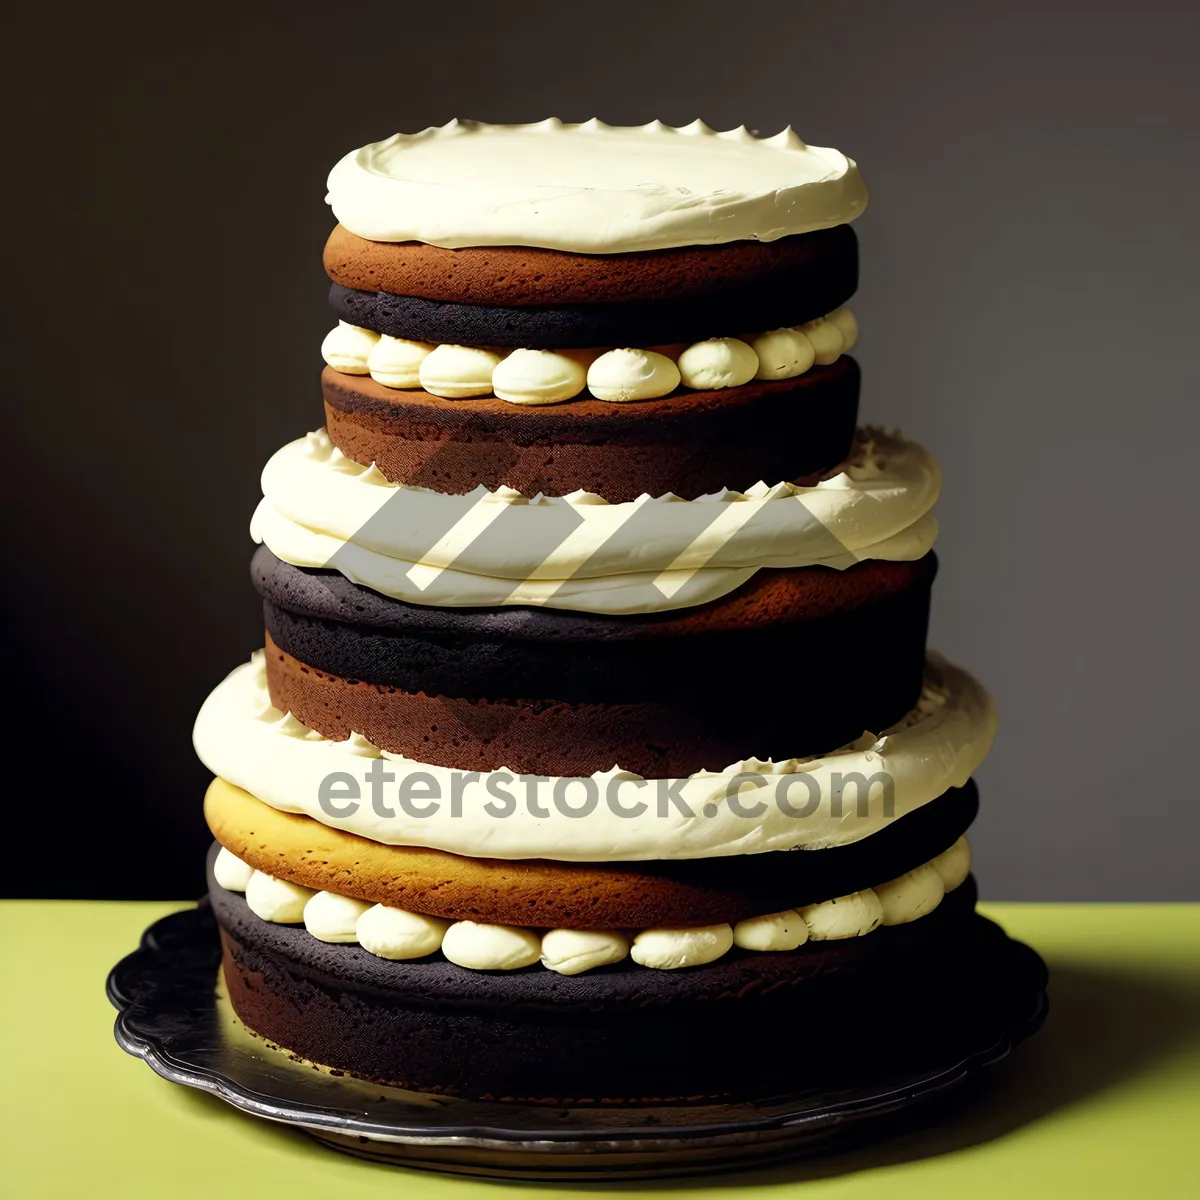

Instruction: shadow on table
[661,958,1200,1191]
[165,959,1198,1190]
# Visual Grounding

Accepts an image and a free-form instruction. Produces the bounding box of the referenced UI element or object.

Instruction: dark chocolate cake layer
[321,359,859,502]
[212,854,979,1101]
[330,278,855,348]
[253,545,931,643]
[206,780,977,927]
[255,551,935,776]
[324,223,857,306]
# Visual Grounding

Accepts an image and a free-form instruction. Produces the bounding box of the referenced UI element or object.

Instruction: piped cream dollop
[303,891,371,943]
[631,925,735,970]
[441,921,542,970]
[799,317,845,365]
[540,929,631,975]
[676,338,759,390]
[827,307,859,351]
[213,846,254,892]
[875,863,946,926]
[418,345,504,398]
[586,348,681,402]
[752,327,816,380]
[492,349,588,405]
[356,904,448,959]
[732,909,810,952]
[321,322,378,373]
[798,891,883,940]
[244,871,314,924]
[366,336,434,388]
[930,836,972,892]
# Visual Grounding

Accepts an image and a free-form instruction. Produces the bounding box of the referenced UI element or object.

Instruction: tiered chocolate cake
[194,120,998,1102]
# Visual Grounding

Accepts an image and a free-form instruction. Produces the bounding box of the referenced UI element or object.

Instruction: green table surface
[2,901,1197,1198]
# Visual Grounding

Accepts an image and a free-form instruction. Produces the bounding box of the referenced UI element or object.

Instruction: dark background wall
[3,0,1196,899]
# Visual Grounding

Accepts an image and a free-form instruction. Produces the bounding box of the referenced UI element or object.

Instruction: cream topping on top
[193,652,995,863]
[326,120,867,252]
[251,428,939,615]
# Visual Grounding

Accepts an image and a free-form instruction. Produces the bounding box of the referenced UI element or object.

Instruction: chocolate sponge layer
[330,274,856,348]
[254,551,936,777]
[212,844,981,1102]
[321,358,859,502]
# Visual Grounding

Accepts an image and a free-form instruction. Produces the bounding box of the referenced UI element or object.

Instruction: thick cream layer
[320,307,858,404]
[252,428,940,615]
[193,652,996,863]
[326,119,867,252]
[217,837,970,973]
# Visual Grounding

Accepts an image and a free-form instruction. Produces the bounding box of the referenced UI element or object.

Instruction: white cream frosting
[356,904,449,960]
[798,890,883,940]
[326,120,867,253]
[492,349,589,405]
[586,348,681,402]
[827,307,859,352]
[366,336,434,388]
[441,921,542,970]
[801,316,847,365]
[631,924,734,970]
[732,909,810,952]
[303,891,371,943]
[216,841,970,972]
[930,835,972,892]
[244,871,314,923]
[321,321,378,374]
[252,427,939,615]
[417,344,502,398]
[194,653,995,862]
[875,863,946,926]
[323,307,856,403]
[752,327,816,380]
[213,846,255,891]
[676,338,759,391]
[540,929,631,975]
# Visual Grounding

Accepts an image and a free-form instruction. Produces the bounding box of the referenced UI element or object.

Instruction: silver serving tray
[108,901,1047,1180]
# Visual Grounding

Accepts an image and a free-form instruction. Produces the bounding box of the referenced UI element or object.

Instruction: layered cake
[193,120,999,1102]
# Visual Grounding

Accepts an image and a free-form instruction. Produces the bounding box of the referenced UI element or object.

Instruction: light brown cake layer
[204,778,977,929]
[204,778,797,927]
[324,223,858,306]
[262,633,752,778]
